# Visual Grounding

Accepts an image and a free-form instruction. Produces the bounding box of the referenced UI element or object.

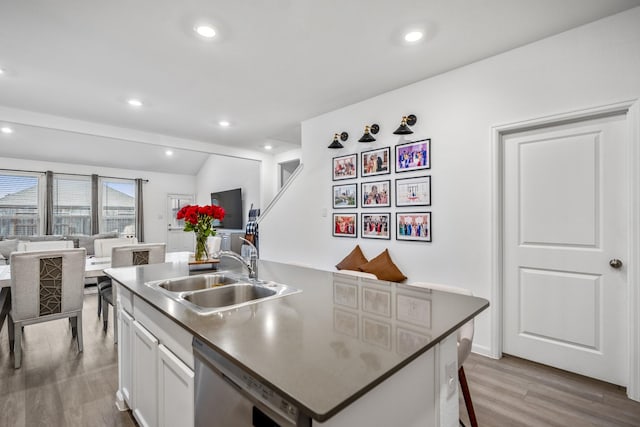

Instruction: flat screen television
[211,188,243,230]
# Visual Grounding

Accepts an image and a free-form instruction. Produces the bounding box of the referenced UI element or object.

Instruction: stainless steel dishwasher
[193,337,312,427]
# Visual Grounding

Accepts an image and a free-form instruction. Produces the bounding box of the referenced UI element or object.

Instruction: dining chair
[8,248,86,369]
[407,282,478,427]
[98,243,166,343]
[94,236,137,316]
[93,237,138,258]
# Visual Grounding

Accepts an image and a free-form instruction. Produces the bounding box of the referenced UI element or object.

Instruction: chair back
[111,243,166,268]
[10,248,86,322]
[94,237,138,257]
[408,282,474,366]
[17,240,75,252]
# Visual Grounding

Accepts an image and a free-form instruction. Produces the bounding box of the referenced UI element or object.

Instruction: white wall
[259,8,640,354]
[195,154,262,231]
[0,156,195,244]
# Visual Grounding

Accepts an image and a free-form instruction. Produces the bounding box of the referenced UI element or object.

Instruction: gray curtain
[135,178,144,242]
[45,171,53,234]
[91,174,99,234]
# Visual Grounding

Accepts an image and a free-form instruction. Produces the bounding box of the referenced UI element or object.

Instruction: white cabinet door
[133,320,159,427]
[158,344,195,427]
[118,309,134,407]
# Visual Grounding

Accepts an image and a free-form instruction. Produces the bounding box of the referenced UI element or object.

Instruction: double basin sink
[146,272,300,315]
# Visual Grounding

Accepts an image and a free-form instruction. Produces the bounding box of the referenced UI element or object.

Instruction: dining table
[0,251,198,332]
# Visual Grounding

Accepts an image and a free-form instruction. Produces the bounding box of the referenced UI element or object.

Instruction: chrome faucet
[213,237,258,279]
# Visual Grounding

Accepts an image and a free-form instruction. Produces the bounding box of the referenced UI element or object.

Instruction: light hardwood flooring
[0,290,136,427]
[459,352,640,427]
[2,293,640,427]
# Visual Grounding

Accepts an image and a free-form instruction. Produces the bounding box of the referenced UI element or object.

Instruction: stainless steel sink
[156,273,238,292]
[184,283,276,308]
[146,274,301,315]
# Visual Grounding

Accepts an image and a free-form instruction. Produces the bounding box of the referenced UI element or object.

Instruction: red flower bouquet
[177,204,225,260]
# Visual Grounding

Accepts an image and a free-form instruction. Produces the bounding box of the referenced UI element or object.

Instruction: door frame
[490,99,640,401]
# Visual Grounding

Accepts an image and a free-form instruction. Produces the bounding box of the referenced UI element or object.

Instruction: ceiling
[1,0,639,168]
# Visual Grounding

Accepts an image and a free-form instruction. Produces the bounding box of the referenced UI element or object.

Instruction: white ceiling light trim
[195,25,216,39]
[218,120,230,127]
[0,68,5,75]
[165,149,174,156]
[264,144,272,150]
[1,126,14,134]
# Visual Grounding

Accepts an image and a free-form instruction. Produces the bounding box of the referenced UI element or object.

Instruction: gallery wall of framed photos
[332,134,432,242]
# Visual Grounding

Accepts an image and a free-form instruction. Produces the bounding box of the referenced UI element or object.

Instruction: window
[0,173,42,236]
[52,175,92,235]
[100,178,136,235]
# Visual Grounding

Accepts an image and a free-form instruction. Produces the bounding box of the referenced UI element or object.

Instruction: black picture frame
[333,213,358,238]
[332,153,358,181]
[395,138,430,173]
[396,212,432,242]
[361,213,391,240]
[361,147,391,177]
[361,180,391,208]
[333,183,358,209]
[395,176,431,207]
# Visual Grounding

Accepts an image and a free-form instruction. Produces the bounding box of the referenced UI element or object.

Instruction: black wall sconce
[328,132,349,149]
[358,123,380,142]
[393,114,417,135]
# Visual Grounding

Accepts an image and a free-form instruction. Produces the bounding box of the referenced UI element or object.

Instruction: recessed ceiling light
[165,150,174,156]
[219,120,230,127]
[195,25,216,38]
[0,68,5,75]
[127,99,143,107]
[264,145,272,150]
[404,31,423,43]
[1,127,13,134]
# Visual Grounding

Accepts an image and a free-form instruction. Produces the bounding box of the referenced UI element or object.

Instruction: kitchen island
[105,259,489,427]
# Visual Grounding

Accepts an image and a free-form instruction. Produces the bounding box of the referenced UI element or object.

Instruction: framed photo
[396,212,432,242]
[361,147,391,177]
[332,153,357,181]
[333,183,357,209]
[395,139,430,173]
[395,176,431,207]
[361,213,391,240]
[361,180,390,208]
[333,213,357,238]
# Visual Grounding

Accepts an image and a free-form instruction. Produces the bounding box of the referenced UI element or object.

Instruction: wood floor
[459,352,640,427]
[1,292,639,427]
[0,290,136,427]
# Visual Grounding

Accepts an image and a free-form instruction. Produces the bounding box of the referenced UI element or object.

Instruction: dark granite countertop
[105,259,489,422]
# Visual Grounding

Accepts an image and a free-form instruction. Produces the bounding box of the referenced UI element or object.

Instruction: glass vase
[195,232,209,261]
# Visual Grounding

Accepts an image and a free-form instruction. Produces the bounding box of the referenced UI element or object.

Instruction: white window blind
[0,173,42,236]
[52,175,92,235]
[100,178,136,235]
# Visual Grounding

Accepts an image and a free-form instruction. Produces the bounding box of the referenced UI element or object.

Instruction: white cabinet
[133,320,158,427]
[118,309,133,407]
[158,344,195,427]
[114,286,195,427]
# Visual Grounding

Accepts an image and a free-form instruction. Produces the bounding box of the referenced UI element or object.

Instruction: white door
[167,194,194,252]
[132,320,159,427]
[158,344,194,427]
[118,308,134,406]
[503,113,628,385]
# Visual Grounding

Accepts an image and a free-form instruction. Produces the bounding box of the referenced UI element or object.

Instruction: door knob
[609,259,623,269]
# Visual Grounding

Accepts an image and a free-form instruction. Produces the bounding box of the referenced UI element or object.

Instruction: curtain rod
[0,168,148,182]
